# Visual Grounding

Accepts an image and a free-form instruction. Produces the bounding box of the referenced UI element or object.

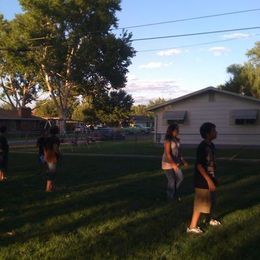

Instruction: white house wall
[155,92,260,146]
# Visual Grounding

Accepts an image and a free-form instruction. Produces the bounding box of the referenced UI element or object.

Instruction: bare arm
[181,158,189,169]
[197,164,216,191]
[164,141,179,172]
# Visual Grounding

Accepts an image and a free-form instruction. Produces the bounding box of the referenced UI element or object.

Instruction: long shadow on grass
[48,175,260,259]
[169,205,260,260]
[2,172,259,258]
[1,154,259,257]
[0,169,170,244]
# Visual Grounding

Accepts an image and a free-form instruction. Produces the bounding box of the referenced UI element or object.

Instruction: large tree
[218,64,253,96]
[218,42,260,98]
[243,41,260,98]
[72,89,134,126]
[9,0,135,132]
[0,15,41,109]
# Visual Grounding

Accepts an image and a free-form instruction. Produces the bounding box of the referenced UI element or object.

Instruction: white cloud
[208,47,230,56]
[139,62,162,69]
[125,78,190,104]
[139,62,172,69]
[127,74,137,81]
[157,48,182,56]
[222,33,251,40]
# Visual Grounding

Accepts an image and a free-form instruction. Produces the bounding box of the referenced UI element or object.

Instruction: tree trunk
[59,109,67,135]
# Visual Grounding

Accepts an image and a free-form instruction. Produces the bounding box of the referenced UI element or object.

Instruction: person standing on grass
[43,126,60,192]
[187,122,221,234]
[0,126,9,181]
[162,123,189,201]
[36,129,48,164]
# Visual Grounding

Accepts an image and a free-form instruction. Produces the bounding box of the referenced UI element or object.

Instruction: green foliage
[147,97,167,107]
[0,103,13,110]
[34,98,79,118]
[7,0,135,121]
[72,89,134,125]
[0,16,41,108]
[71,97,92,122]
[247,41,260,66]
[33,99,59,118]
[219,42,260,98]
[218,64,253,96]
[131,104,153,117]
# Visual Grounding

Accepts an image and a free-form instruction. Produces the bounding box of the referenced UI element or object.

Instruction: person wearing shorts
[43,126,60,192]
[187,122,221,234]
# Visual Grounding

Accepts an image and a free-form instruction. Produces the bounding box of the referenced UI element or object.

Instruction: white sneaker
[209,219,221,226]
[186,226,203,234]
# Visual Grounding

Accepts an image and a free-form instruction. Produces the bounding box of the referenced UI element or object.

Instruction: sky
[0,0,260,104]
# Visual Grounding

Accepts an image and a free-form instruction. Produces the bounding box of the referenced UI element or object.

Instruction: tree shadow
[0,153,259,258]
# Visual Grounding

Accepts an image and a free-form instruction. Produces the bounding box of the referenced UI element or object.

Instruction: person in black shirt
[187,122,221,234]
[0,126,9,181]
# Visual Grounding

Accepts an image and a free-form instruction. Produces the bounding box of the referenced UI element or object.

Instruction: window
[163,111,187,124]
[232,109,258,125]
[235,119,256,125]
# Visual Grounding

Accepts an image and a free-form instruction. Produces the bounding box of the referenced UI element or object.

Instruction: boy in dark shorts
[43,126,60,192]
[187,122,221,234]
[0,126,9,181]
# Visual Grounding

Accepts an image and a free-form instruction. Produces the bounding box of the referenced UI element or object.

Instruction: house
[0,107,46,133]
[148,87,260,146]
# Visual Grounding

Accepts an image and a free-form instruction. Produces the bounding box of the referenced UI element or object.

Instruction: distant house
[148,87,260,146]
[0,107,46,133]
[131,115,154,128]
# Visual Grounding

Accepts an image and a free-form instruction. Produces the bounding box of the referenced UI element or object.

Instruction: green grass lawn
[12,139,260,159]
[0,145,259,259]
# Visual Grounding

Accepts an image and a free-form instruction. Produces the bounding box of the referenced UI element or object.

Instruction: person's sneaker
[209,219,222,226]
[186,226,203,234]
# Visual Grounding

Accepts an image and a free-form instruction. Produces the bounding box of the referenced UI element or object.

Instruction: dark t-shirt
[0,135,9,169]
[43,135,60,162]
[43,135,60,151]
[0,135,9,154]
[194,140,217,189]
[37,137,46,156]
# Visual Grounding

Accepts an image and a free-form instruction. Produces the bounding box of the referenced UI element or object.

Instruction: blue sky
[1,0,260,104]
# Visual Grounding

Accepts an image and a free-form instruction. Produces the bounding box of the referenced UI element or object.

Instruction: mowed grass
[0,143,259,259]
[12,139,260,159]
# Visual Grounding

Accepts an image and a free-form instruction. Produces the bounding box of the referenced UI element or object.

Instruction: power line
[131,26,260,42]
[137,34,260,53]
[118,8,260,30]
[1,28,259,53]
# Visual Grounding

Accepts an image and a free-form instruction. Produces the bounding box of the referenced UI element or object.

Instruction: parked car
[123,125,151,135]
[95,127,125,140]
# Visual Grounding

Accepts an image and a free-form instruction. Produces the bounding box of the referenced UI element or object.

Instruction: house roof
[0,108,45,121]
[147,87,260,111]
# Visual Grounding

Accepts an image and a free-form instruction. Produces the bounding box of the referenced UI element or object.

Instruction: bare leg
[46,180,53,192]
[0,171,6,181]
[189,210,201,228]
